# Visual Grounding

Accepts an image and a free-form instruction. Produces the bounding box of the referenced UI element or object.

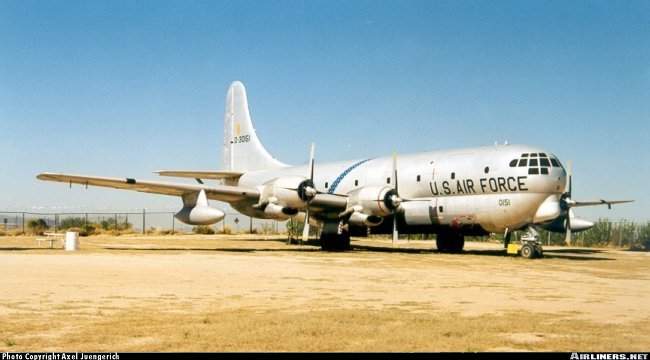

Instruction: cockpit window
[510,151,557,176]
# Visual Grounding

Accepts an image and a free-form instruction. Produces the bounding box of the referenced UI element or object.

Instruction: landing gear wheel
[521,243,536,259]
[436,230,464,253]
[534,245,543,258]
[320,221,350,251]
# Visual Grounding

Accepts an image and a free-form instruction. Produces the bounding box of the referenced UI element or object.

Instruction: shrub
[26,218,49,236]
[193,225,215,235]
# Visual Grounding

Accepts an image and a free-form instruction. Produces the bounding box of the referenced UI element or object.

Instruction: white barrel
[65,231,79,251]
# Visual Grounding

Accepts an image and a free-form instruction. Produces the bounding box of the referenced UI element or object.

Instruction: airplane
[37,81,632,258]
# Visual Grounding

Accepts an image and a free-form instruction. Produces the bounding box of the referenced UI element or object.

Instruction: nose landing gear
[505,227,543,259]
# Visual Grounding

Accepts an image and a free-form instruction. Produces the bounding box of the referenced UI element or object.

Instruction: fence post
[172,213,175,235]
[22,213,25,233]
[142,209,146,234]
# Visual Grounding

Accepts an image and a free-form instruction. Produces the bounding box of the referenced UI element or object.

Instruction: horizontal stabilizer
[568,199,634,209]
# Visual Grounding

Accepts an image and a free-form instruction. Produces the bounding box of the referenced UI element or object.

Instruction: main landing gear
[504,227,543,259]
[320,220,351,251]
[436,229,465,253]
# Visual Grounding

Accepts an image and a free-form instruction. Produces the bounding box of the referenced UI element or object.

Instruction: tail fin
[222,81,288,172]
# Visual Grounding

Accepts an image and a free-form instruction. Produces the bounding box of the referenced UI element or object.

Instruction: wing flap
[156,170,244,180]
[36,173,259,202]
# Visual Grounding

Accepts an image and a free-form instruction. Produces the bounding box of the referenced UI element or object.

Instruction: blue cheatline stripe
[327,158,375,194]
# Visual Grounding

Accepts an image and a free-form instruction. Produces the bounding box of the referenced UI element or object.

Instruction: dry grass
[1,307,648,352]
[0,235,649,352]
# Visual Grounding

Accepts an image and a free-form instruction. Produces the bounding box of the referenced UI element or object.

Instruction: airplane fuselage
[234,143,567,234]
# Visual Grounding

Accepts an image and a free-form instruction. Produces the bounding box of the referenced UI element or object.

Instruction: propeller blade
[392,152,398,193]
[302,142,316,243]
[564,213,572,245]
[308,141,315,181]
[566,160,572,197]
[302,207,310,243]
[392,152,399,248]
[392,213,398,247]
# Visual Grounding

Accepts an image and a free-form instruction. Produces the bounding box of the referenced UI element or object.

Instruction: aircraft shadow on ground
[0,247,58,252]
[0,241,614,261]
[350,244,613,261]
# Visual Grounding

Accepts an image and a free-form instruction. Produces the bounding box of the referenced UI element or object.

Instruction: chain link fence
[1,211,648,250]
[0,210,284,235]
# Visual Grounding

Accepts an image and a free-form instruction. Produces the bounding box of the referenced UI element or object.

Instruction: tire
[320,221,350,251]
[436,237,450,252]
[521,243,535,259]
[534,245,543,258]
[437,230,464,253]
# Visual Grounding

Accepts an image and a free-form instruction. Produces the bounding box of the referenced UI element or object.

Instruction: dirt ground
[1,235,649,352]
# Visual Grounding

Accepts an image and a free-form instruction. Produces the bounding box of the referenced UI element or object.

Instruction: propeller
[300,142,317,244]
[560,160,574,245]
[390,152,402,247]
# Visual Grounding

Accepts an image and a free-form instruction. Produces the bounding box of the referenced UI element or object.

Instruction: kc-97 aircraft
[38,81,632,258]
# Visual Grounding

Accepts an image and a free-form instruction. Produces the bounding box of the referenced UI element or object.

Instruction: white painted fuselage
[234,143,566,234]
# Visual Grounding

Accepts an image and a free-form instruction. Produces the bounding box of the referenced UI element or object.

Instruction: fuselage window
[518,159,528,167]
[451,172,455,180]
[484,166,490,174]
[386,177,391,184]
[541,168,549,175]
[522,153,529,157]
[355,180,359,186]
[509,159,518,167]
[528,168,539,175]
[325,182,329,189]
[550,158,560,167]
[416,175,421,182]
[529,159,538,167]
[530,153,538,157]
[438,206,444,213]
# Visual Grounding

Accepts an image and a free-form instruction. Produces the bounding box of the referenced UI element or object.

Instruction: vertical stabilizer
[222,81,288,172]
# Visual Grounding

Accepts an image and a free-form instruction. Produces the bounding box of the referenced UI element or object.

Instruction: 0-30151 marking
[233,135,250,144]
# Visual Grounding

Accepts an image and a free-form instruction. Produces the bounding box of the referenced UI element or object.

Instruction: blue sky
[1,0,648,222]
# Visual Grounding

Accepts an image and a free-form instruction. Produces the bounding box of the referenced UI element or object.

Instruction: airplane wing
[36,173,260,203]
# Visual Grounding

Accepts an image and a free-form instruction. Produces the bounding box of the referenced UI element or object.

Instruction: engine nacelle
[263,203,298,221]
[347,185,397,217]
[257,176,311,210]
[175,205,225,225]
[348,211,384,227]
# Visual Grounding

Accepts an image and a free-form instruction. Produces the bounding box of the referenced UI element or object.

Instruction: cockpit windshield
[508,152,563,175]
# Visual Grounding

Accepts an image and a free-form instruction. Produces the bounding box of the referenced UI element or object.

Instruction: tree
[582,219,612,247]
[100,217,132,231]
[59,217,86,230]
[635,221,650,251]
